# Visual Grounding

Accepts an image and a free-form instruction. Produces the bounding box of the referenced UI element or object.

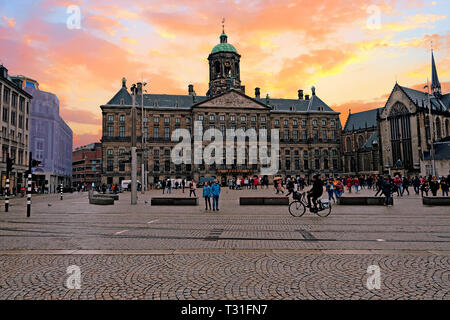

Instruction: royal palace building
[100,31,341,186]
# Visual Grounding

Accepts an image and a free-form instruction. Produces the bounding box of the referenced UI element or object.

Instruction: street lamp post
[139,82,147,194]
[130,84,138,205]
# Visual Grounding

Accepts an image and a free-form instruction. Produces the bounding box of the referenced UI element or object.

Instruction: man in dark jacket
[307,175,324,211]
[412,176,421,195]
[381,178,393,206]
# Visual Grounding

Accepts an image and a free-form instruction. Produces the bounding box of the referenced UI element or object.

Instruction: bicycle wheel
[316,204,332,217]
[289,201,306,217]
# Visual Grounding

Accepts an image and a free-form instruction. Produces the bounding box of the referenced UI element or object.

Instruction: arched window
[445,119,449,137]
[214,61,221,75]
[436,118,442,140]
[346,137,352,152]
[234,62,239,76]
[358,135,364,148]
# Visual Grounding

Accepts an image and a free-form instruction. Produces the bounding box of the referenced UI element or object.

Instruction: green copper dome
[211,32,238,54]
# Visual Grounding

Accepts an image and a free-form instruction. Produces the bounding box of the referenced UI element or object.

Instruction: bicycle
[288,191,332,217]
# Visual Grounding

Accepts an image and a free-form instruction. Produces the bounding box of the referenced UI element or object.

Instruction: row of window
[105,113,337,128]
[106,124,338,141]
[1,85,29,113]
[1,107,27,128]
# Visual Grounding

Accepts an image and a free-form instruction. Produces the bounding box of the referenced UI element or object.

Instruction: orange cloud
[2,16,16,27]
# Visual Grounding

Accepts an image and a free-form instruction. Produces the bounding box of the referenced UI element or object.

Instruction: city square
[1,0,449,306]
[0,188,449,300]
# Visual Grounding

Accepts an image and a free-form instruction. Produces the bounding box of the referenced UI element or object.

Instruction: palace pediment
[193,89,270,110]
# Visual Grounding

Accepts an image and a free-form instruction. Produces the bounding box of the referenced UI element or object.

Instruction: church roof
[361,131,378,150]
[398,85,449,112]
[104,88,338,114]
[431,50,441,93]
[343,108,383,132]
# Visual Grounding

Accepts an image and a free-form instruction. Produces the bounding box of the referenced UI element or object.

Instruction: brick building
[72,142,102,189]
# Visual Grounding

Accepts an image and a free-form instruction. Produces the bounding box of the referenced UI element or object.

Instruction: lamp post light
[139,82,147,194]
[130,83,138,205]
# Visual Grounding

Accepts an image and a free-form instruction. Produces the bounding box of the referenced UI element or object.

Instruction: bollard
[60,183,63,200]
[5,178,9,212]
[27,174,31,217]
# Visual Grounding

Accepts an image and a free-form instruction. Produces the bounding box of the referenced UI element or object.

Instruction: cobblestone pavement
[1,253,449,300]
[0,188,449,299]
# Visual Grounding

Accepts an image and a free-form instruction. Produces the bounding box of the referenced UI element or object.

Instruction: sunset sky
[0,0,449,148]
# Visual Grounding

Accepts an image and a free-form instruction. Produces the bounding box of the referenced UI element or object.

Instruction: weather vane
[222,17,225,33]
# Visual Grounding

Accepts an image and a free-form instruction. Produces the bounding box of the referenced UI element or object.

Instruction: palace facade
[100,31,341,186]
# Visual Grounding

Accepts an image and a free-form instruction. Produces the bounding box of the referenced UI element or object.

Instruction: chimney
[1,65,8,79]
[305,94,310,100]
[255,87,260,98]
[298,89,303,100]
[188,84,194,95]
[121,77,126,88]
[311,86,316,96]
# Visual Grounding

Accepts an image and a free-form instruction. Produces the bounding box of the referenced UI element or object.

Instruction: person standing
[412,176,421,195]
[182,179,186,193]
[420,179,429,197]
[393,176,402,196]
[335,179,344,199]
[441,177,449,197]
[161,179,166,194]
[167,179,172,194]
[346,176,353,193]
[402,176,410,196]
[381,177,393,206]
[430,177,439,196]
[189,179,197,197]
[211,180,221,211]
[202,182,211,210]
[325,179,336,203]
[353,176,360,193]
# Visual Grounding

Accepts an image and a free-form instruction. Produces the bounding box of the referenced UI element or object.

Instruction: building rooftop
[343,108,383,132]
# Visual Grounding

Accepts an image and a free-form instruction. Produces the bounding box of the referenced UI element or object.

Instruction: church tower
[207,21,243,97]
[431,49,442,96]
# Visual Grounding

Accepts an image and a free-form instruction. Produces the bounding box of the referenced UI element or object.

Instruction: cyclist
[307,174,324,212]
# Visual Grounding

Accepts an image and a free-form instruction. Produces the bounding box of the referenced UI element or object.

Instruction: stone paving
[0,188,449,299]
